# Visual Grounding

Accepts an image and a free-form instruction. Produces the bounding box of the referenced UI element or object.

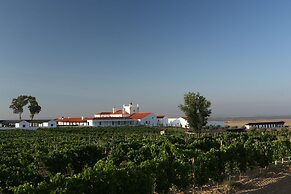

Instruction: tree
[9,95,41,120]
[28,98,41,121]
[9,95,29,120]
[179,92,211,134]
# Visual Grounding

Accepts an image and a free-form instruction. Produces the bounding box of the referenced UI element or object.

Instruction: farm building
[168,117,189,128]
[56,103,158,127]
[129,112,157,126]
[88,117,136,127]
[15,121,30,129]
[27,120,57,128]
[245,121,285,129]
[57,113,157,127]
[0,120,19,128]
[43,120,57,128]
[0,120,57,129]
[56,117,90,126]
[157,115,168,126]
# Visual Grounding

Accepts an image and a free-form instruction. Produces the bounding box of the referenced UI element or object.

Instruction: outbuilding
[15,121,30,129]
[43,120,57,128]
[168,117,189,128]
[157,115,168,127]
[245,121,285,129]
[129,112,157,126]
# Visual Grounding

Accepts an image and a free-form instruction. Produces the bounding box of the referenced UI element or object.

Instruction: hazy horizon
[1,0,291,120]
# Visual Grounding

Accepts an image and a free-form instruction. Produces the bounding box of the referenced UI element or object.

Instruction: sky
[1,0,291,119]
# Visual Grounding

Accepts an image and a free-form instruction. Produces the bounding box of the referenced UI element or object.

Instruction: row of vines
[0,127,291,193]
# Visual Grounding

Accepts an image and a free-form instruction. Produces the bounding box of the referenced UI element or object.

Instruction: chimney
[129,102,133,114]
[112,106,116,113]
[137,104,139,113]
[81,116,84,120]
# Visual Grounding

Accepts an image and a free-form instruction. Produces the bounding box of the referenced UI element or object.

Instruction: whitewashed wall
[15,121,30,129]
[168,117,189,128]
[90,119,135,127]
[138,113,157,126]
[178,117,189,128]
[157,117,168,126]
[43,120,57,128]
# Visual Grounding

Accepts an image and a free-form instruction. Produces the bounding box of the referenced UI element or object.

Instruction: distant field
[225,119,291,127]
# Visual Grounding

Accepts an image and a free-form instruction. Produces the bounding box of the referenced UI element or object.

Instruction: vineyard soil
[183,164,291,193]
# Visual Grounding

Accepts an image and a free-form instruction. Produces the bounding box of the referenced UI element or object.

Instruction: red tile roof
[129,112,152,119]
[157,114,165,119]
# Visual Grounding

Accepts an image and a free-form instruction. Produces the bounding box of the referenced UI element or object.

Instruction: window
[51,124,54,127]
[22,125,26,128]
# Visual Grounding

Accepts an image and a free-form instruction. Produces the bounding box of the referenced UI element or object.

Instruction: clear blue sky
[1,0,291,119]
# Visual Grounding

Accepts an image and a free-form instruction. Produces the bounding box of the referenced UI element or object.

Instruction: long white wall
[89,119,136,127]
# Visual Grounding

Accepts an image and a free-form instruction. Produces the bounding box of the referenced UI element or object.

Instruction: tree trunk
[30,114,34,121]
[19,113,22,121]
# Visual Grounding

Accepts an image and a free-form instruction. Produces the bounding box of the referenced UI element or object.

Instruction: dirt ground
[182,164,291,194]
[224,119,291,127]
[237,164,291,194]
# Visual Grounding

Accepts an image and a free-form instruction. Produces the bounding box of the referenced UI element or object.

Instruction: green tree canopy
[28,97,41,121]
[9,95,29,120]
[9,95,41,120]
[179,92,211,134]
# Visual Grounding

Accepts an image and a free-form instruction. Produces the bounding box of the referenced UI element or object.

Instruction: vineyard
[1,127,291,193]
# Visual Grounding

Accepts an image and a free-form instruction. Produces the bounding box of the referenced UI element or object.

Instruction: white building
[178,117,189,128]
[122,103,139,114]
[157,115,168,127]
[15,121,30,129]
[168,117,189,128]
[6,120,57,129]
[43,120,57,128]
[56,117,90,126]
[58,112,157,127]
[28,120,57,128]
[168,118,178,127]
[129,112,157,126]
[57,103,158,127]
[88,117,136,127]
[245,121,285,129]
